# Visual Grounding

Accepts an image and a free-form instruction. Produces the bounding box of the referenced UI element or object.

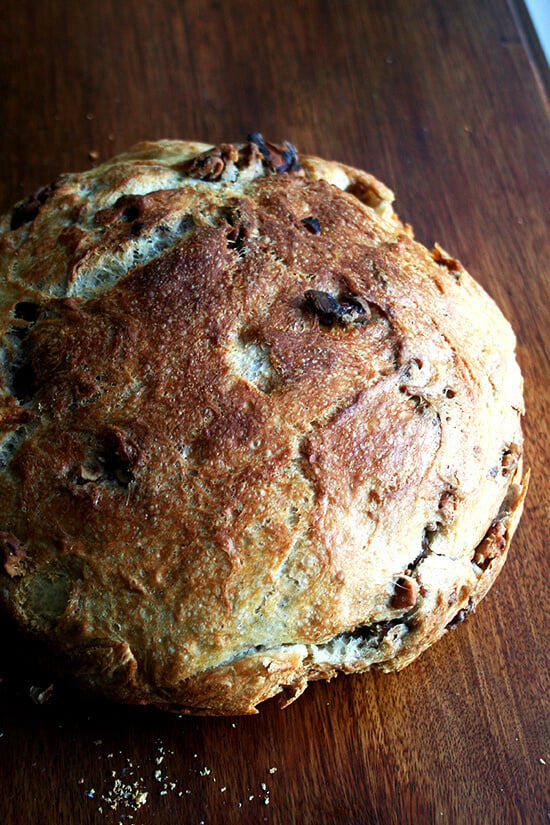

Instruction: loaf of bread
[0,135,527,714]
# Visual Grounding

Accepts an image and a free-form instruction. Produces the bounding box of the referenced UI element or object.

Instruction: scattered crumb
[540,758,547,765]
[88,151,100,162]
[102,778,148,812]
[80,737,280,818]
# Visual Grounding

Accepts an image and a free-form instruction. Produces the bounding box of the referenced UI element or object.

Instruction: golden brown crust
[0,137,527,713]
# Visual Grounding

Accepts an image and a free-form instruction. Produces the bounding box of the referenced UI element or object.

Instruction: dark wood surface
[0,1,549,823]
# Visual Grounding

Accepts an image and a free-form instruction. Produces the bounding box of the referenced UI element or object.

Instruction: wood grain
[0,1,549,823]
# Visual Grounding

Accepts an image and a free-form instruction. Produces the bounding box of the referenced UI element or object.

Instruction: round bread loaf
[0,136,527,714]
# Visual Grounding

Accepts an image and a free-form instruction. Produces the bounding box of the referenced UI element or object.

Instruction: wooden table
[0,1,548,823]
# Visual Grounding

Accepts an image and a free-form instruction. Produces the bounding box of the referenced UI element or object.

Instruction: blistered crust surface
[0,138,526,713]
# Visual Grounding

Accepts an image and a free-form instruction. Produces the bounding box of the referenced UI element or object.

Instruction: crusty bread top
[0,137,525,712]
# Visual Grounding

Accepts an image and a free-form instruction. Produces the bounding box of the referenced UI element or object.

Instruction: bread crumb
[540,758,547,765]
[104,778,148,811]
[268,767,277,774]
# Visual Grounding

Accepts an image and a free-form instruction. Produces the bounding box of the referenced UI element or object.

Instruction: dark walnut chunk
[390,575,419,610]
[72,462,104,485]
[226,222,248,253]
[247,133,302,174]
[69,429,142,489]
[10,177,67,231]
[10,357,37,404]
[102,427,141,486]
[220,206,250,253]
[0,532,27,578]
[501,443,521,477]
[9,302,43,346]
[431,243,462,280]
[178,134,302,181]
[472,519,507,570]
[14,302,41,323]
[447,597,474,630]
[301,216,321,235]
[304,289,371,327]
[100,194,145,225]
[29,684,55,705]
[472,482,522,570]
[178,144,239,181]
